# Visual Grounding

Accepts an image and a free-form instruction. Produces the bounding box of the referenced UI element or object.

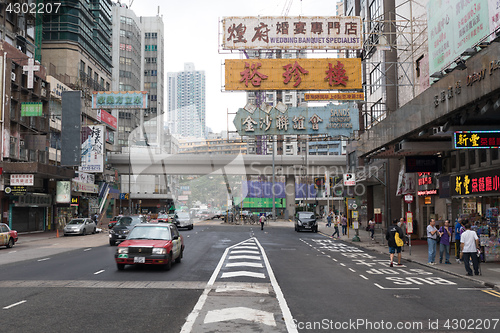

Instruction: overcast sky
[131,0,339,133]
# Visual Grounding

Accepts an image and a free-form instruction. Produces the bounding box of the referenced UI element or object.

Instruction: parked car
[63,218,96,236]
[212,210,222,219]
[115,223,184,271]
[197,210,213,220]
[0,223,18,248]
[109,215,147,246]
[295,211,318,232]
[108,215,122,229]
[173,212,194,229]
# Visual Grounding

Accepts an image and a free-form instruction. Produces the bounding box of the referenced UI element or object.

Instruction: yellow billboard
[225,58,362,91]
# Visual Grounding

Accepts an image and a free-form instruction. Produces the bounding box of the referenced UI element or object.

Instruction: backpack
[395,232,404,247]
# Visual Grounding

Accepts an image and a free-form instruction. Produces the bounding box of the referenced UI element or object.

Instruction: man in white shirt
[460,223,480,276]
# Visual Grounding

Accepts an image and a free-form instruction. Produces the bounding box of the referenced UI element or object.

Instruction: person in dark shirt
[386,219,405,267]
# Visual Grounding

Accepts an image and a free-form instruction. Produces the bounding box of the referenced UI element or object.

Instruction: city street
[1,221,499,332]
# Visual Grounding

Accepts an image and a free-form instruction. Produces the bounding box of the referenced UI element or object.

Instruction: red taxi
[115,223,184,271]
[0,223,18,248]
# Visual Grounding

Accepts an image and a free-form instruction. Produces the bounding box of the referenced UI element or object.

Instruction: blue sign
[233,102,359,136]
[119,193,129,200]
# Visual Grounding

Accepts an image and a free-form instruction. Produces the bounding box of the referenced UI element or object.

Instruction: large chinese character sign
[225,58,361,91]
[80,125,104,173]
[233,102,359,137]
[223,16,362,50]
[454,131,500,149]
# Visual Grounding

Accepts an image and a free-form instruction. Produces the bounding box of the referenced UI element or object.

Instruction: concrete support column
[285,175,296,220]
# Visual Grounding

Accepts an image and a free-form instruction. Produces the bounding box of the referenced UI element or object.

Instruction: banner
[225,58,362,91]
[79,125,104,173]
[222,16,362,50]
[92,91,148,109]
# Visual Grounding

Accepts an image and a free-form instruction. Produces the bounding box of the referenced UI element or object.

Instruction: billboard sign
[97,109,117,129]
[56,181,71,204]
[79,125,104,173]
[222,16,362,50]
[10,174,34,186]
[233,102,359,136]
[427,0,490,74]
[21,102,43,116]
[454,130,500,149]
[92,91,148,109]
[225,58,361,91]
[451,169,500,196]
[405,155,441,173]
[304,92,364,101]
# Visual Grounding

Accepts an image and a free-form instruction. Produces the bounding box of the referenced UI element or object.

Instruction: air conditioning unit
[11,72,16,81]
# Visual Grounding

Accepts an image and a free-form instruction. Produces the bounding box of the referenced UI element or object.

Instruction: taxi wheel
[117,264,125,271]
[175,249,183,264]
[164,253,172,271]
[109,239,116,246]
[6,238,14,248]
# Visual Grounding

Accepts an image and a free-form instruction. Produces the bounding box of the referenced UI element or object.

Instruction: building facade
[167,63,206,138]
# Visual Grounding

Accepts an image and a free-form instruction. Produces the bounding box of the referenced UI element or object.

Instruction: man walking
[427,218,442,265]
[259,214,266,231]
[332,215,340,238]
[386,219,404,267]
[327,212,332,227]
[460,223,480,276]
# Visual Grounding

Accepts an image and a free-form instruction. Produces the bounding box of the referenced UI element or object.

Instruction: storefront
[451,168,500,262]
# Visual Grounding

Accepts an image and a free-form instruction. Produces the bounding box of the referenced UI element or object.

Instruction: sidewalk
[317,221,500,291]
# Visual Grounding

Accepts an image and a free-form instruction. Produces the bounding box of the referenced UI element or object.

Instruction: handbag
[435,228,441,243]
[395,232,404,247]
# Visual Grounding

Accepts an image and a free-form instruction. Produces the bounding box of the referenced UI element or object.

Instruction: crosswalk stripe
[221,271,266,279]
[228,255,261,260]
[225,262,264,268]
[230,250,260,255]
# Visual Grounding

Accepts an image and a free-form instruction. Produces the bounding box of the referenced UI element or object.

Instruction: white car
[63,218,97,236]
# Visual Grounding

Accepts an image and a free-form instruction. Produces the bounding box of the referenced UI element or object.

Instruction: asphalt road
[1,221,499,333]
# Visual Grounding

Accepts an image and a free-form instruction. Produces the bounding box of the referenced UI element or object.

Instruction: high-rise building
[167,63,206,138]
[42,0,113,92]
[141,16,165,146]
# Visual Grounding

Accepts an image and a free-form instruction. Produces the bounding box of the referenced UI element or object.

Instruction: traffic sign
[404,194,414,203]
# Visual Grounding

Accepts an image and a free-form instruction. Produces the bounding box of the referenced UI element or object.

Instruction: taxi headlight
[152,248,167,255]
[117,248,128,254]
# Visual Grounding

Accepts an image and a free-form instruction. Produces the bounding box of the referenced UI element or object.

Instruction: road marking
[482,290,500,298]
[215,285,269,294]
[349,268,356,273]
[221,271,266,279]
[458,288,492,290]
[360,275,369,280]
[340,263,346,266]
[37,258,50,262]
[254,238,298,333]
[84,248,92,252]
[374,283,419,290]
[331,258,337,262]
[204,307,276,326]
[3,300,26,310]
[225,262,264,268]
[230,250,260,255]
[228,255,261,260]
[8,251,17,254]
[232,246,259,250]
[180,238,255,333]
[94,270,105,275]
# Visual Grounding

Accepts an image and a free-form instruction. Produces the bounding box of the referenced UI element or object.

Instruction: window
[370,64,381,93]
[369,99,385,124]
[80,60,85,73]
[150,95,157,101]
[492,148,499,161]
[479,149,487,163]
[120,29,126,37]
[87,66,92,78]
[469,150,476,165]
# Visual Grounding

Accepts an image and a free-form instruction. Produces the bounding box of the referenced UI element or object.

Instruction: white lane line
[228,255,261,260]
[8,251,17,254]
[94,270,105,275]
[232,246,259,250]
[230,250,260,255]
[254,238,299,333]
[180,237,254,333]
[340,263,346,266]
[348,268,356,273]
[225,262,264,268]
[3,300,26,310]
[37,258,50,262]
[374,283,419,290]
[360,275,369,280]
[331,258,337,262]
[215,285,269,294]
[221,271,266,279]
[84,248,92,252]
